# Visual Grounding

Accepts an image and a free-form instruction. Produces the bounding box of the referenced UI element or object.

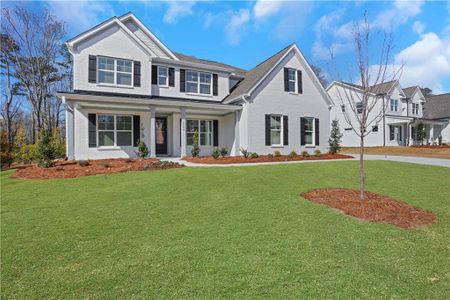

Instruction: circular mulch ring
[301,188,436,229]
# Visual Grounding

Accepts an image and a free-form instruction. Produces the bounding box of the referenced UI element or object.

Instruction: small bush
[314,150,321,157]
[240,147,250,158]
[35,129,56,168]
[220,147,228,157]
[301,151,310,158]
[78,160,90,167]
[274,150,281,157]
[136,140,149,159]
[191,130,200,157]
[51,128,66,159]
[288,150,297,157]
[250,152,259,159]
[19,144,37,164]
[211,148,220,159]
[267,153,274,158]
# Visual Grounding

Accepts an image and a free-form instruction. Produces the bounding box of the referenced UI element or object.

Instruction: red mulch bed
[301,188,436,229]
[183,153,352,164]
[11,158,184,180]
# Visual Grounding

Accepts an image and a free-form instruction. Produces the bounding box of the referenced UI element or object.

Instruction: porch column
[430,125,434,144]
[233,110,240,156]
[64,98,74,160]
[150,107,156,158]
[180,107,187,157]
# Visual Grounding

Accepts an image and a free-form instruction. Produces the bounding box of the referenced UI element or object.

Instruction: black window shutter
[265,115,271,146]
[300,117,305,146]
[284,68,289,92]
[133,115,140,147]
[213,74,218,96]
[169,67,175,87]
[283,115,288,146]
[152,65,158,85]
[134,61,141,87]
[389,126,394,140]
[297,70,303,94]
[180,69,186,92]
[88,114,97,148]
[88,55,97,83]
[213,120,219,146]
[315,118,319,146]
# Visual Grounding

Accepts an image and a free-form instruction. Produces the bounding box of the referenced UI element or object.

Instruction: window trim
[287,68,297,93]
[157,66,168,87]
[185,70,212,96]
[389,125,402,141]
[412,103,419,115]
[304,117,315,146]
[97,56,134,87]
[390,98,398,112]
[97,114,134,148]
[186,119,214,146]
[356,102,364,114]
[270,114,283,147]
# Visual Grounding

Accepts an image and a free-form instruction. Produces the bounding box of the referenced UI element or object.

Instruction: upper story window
[186,70,212,95]
[98,57,133,87]
[412,103,419,115]
[390,99,398,112]
[158,66,168,86]
[287,69,296,92]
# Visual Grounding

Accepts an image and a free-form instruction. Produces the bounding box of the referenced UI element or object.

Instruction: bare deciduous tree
[331,13,402,200]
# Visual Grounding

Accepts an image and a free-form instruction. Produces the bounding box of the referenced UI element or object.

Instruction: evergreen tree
[191,130,200,157]
[416,122,426,145]
[328,119,343,154]
[35,129,56,167]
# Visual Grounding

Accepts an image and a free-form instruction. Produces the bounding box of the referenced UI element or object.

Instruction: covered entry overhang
[57,91,242,159]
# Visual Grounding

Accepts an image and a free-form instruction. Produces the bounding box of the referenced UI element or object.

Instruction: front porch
[387,119,446,147]
[60,92,242,160]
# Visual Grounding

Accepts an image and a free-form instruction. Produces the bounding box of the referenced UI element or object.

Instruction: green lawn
[1,161,450,299]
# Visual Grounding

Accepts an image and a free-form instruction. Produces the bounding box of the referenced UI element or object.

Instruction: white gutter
[152,57,236,74]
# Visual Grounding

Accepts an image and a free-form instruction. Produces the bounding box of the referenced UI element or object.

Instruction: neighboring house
[57,12,331,160]
[328,80,450,147]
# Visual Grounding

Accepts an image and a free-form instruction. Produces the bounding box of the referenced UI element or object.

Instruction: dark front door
[155,117,167,155]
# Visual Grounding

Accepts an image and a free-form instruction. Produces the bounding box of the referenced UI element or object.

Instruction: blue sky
[4,0,450,93]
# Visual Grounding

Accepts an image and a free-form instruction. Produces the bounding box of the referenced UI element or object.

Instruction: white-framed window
[97,114,133,147]
[98,57,133,87]
[270,115,283,146]
[287,68,296,93]
[158,66,168,86]
[303,117,315,146]
[356,102,364,114]
[412,103,419,115]
[390,99,398,112]
[389,125,402,141]
[186,70,212,95]
[186,119,213,146]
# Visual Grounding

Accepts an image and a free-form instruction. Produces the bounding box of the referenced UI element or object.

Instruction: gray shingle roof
[338,80,397,95]
[402,86,418,98]
[224,44,293,102]
[423,93,450,119]
[173,52,247,76]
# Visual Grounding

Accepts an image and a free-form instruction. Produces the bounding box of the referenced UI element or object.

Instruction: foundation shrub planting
[274,150,281,157]
[301,151,310,158]
[250,152,259,159]
[240,148,250,158]
[220,147,228,157]
[314,150,321,157]
[288,150,297,157]
[211,148,221,159]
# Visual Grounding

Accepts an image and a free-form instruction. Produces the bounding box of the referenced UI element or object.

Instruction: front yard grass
[342,146,450,159]
[1,161,450,298]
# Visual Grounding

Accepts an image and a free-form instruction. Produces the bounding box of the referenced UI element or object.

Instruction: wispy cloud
[253,0,284,19]
[225,9,250,45]
[163,0,197,24]
[372,0,425,30]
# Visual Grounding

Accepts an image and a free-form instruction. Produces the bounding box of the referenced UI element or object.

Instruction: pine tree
[328,119,343,154]
[35,129,56,167]
[416,122,426,145]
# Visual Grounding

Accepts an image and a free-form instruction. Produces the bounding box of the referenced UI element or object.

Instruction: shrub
[220,147,228,157]
[273,150,281,157]
[50,128,66,159]
[19,144,37,164]
[267,153,274,159]
[288,150,297,157]
[191,130,200,157]
[328,119,343,154]
[301,151,310,158]
[35,129,56,168]
[78,160,90,167]
[240,147,250,158]
[314,150,321,157]
[136,140,149,159]
[211,148,220,159]
[250,152,259,159]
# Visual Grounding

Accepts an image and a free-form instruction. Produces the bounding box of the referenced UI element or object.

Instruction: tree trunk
[359,134,365,200]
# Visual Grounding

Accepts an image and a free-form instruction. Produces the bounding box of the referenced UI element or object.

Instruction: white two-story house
[58,12,331,160]
[328,80,450,147]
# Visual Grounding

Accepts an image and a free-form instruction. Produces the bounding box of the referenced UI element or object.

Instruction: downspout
[383,96,386,147]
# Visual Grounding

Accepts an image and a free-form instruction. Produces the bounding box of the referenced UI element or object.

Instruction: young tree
[328,119,343,154]
[415,122,426,145]
[191,130,200,157]
[331,12,402,200]
[35,128,56,167]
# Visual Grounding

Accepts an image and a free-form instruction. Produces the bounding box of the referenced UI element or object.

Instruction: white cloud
[46,0,115,34]
[224,9,250,45]
[412,21,425,34]
[163,1,197,24]
[373,0,425,30]
[253,0,284,19]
